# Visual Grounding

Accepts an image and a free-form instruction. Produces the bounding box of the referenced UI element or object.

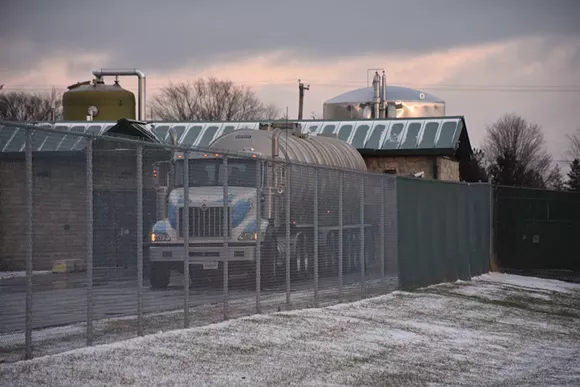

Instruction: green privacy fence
[396,177,492,291]
[494,186,580,272]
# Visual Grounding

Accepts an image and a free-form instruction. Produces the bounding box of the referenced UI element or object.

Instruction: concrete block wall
[0,157,87,271]
[365,156,435,179]
[437,157,460,182]
[0,151,158,271]
[364,155,460,182]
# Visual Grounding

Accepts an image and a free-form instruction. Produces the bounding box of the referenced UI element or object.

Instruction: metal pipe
[359,175,366,297]
[285,161,291,308]
[313,167,319,307]
[255,159,262,314]
[381,71,387,118]
[183,150,190,327]
[338,171,344,302]
[24,128,33,360]
[223,156,230,320]
[372,72,380,119]
[92,68,146,121]
[272,130,280,159]
[86,139,94,346]
[136,144,144,336]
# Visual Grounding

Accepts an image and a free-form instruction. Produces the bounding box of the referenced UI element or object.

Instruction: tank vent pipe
[91,68,147,120]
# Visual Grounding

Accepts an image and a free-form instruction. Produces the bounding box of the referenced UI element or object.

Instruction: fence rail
[0,122,491,362]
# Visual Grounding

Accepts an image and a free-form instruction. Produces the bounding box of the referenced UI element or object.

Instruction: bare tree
[545,163,565,191]
[484,113,552,188]
[0,88,63,122]
[151,78,279,121]
[566,127,580,160]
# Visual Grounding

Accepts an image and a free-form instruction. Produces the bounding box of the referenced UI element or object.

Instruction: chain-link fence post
[359,174,366,297]
[255,159,262,314]
[24,127,33,360]
[313,167,319,307]
[285,161,291,308]
[222,155,229,320]
[136,144,144,336]
[183,149,190,328]
[86,138,94,346]
[338,170,344,302]
[380,175,386,291]
[489,184,494,273]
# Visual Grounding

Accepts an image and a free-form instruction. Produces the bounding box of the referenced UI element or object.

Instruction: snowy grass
[0,277,395,363]
[0,271,51,280]
[1,272,579,386]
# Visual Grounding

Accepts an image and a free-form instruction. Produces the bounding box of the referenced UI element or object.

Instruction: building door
[93,191,137,268]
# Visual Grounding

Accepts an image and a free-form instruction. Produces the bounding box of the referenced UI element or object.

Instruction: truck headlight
[238,232,257,241]
[151,232,171,242]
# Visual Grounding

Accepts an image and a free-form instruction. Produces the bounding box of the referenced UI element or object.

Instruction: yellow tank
[62,79,136,121]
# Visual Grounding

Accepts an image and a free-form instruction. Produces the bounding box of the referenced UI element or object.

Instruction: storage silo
[62,78,136,121]
[323,72,446,119]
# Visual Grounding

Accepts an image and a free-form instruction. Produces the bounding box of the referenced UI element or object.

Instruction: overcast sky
[1,0,580,165]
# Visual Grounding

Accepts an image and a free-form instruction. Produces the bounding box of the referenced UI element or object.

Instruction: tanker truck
[147,122,374,289]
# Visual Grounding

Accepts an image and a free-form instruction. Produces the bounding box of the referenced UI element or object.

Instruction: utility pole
[298,79,309,120]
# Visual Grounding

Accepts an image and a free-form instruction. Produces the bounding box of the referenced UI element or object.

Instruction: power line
[3,81,580,93]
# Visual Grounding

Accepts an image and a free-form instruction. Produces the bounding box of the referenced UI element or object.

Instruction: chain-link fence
[494,185,580,273]
[1,121,488,363]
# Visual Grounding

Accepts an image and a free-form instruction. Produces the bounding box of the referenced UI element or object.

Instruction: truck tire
[260,236,277,288]
[150,262,171,289]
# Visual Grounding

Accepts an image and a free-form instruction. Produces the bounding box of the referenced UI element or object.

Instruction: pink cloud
[2,34,579,162]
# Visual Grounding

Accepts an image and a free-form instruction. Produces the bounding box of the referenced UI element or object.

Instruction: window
[3,128,26,152]
[381,123,404,149]
[351,125,370,148]
[322,125,335,134]
[364,125,386,149]
[0,126,15,151]
[152,126,170,141]
[57,125,85,150]
[419,122,439,148]
[31,130,50,150]
[181,125,203,146]
[41,126,69,151]
[171,126,187,142]
[308,125,318,133]
[435,121,458,148]
[401,123,422,149]
[175,158,258,188]
[73,125,102,150]
[222,126,236,135]
[198,126,219,146]
[337,125,353,141]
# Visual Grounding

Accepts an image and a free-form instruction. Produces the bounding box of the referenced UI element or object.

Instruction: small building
[0,120,168,271]
[354,116,472,181]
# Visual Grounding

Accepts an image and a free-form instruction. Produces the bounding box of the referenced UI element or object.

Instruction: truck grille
[179,207,231,238]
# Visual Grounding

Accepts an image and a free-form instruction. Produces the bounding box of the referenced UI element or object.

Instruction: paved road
[0,267,395,334]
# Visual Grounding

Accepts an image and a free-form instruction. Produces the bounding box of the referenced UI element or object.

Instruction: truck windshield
[175,158,258,188]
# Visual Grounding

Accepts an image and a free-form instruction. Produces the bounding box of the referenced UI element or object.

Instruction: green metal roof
[0,116,470,158]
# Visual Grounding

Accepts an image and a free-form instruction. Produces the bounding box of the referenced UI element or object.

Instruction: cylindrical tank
[208,127,367,225]
[62,79,136,121]
[323,85,446,119]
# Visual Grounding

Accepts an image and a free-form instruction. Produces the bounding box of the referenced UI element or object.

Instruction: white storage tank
[323,82,446,119]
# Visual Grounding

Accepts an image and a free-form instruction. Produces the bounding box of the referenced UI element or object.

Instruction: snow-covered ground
[1,272,579,386]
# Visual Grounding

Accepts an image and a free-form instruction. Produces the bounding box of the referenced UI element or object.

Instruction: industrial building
[0,68,474,271]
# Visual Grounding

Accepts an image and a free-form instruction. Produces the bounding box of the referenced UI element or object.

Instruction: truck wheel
[150,262,171,289]
[260,236,277,288]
